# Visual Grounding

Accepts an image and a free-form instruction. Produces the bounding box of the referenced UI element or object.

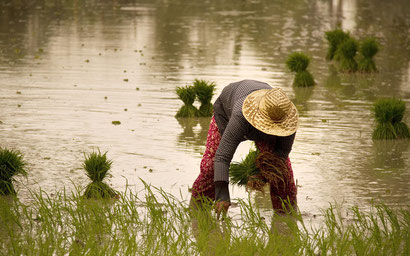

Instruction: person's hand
[215,201,230,219]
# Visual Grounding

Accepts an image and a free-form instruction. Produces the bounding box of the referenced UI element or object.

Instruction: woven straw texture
[242,88,298,136]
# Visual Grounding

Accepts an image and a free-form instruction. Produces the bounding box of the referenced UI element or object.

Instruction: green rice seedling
[229,149,260,187]
[286,52,315,87]
[372,98,410,140]
[335,37,359,72]
[192,79,216,117]
[82,150,117,199]
[0,148,27,195]
[325,29,350,60]
[175,85,199,118]
[0,180,409,255]
[358,38,379,73]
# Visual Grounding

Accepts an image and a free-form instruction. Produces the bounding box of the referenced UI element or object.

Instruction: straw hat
[242,88,298,136]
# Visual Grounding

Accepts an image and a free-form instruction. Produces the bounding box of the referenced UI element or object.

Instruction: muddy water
[1,0,410,220]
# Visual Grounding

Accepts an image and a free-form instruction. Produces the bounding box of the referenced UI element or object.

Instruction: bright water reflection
[1,0,409,220]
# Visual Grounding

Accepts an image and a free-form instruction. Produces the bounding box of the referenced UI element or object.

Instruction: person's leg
[191,116,221,207]
[255,141,297,213]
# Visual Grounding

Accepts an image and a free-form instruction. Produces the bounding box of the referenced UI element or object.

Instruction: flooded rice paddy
[1,0,410,221]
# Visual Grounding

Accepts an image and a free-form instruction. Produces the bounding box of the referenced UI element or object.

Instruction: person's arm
[214,113,249,202]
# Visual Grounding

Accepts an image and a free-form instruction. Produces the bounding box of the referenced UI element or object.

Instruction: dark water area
[1,0,410,220]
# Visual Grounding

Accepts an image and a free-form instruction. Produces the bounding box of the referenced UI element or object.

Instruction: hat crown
[258,88,291,122]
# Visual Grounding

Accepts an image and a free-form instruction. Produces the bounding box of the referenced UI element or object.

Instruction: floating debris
[112,121,121,125]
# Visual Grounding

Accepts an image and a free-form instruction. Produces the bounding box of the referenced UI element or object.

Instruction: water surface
[1,0,410,221]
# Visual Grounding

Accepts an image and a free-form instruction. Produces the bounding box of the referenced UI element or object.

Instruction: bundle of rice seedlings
[358,38,379,73]
[229,149,259,186]
[229,149,290,193]
[335,37,358,72]
[325,29,350,60]
[255,151,289,191]
[82,150,117,199]
[192,79,216,117]
[175,85,199,118]
[286,52,315,87]
[0,148,27,195]
[372,98,410,140]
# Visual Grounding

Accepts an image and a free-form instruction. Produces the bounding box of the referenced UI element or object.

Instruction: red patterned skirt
[191,116,297,211]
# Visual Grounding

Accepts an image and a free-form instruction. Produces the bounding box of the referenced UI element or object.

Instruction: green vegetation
[0,148,27,195]
[230,149,289,193]
[175,85,199,118]
[335,37,359,72]
[358,38,379,73]
[82,150,117,199]
[0,182,408,255]
[229,149,259,186]
[372,98,410,140]
[112,121,121,125]
[325,29,350,60]
[192,79,216,117]
[325,29,379,73]
[286,52,315,87]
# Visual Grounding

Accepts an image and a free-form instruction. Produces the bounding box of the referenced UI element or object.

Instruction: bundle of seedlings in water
[324,28,350,60]
[335,37,359,72]
[0,148,27,195]
[82,150,118,199]
[372,98,410,140]
[175,85,199,118]
[229,149,289,193]
[286,52,315,87]
[358,37,379,73]
[192,79,216,117]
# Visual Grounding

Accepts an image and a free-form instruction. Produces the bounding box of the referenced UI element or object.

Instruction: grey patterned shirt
[213,80,296,183]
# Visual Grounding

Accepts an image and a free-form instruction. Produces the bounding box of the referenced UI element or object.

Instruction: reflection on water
[1,0,410,219]
[177,117,210,154]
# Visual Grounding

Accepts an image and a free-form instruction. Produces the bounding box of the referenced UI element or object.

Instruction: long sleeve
[215,181,230,202]
[213,113,249,182]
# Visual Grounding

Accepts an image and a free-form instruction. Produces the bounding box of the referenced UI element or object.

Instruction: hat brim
[242,89,298,136]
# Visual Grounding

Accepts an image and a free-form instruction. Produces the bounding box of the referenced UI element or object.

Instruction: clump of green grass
[286,52,315,87]
[0,182,408,255]
[358,37,379,73]
[0,148,27,195]
[175,85,199,118]
[335,37,359,72]
[230,149,289,193]
[82,150,117,199]
[325,28,350,60]
[192,79,216,117]
[229,149,260,186]
[372,98,410,140]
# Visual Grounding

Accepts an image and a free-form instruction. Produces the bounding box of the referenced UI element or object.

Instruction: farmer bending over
[190,79,298,215]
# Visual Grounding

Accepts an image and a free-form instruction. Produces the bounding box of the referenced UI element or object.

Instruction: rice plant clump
[229,149,289,193]
[372,98,410,140]
[82,150,117,199]
[286,52,315,87]
[335,37,359,72]
[325,28,350,60]
[192,79,216,117]
[0,148,27,195]
[358,38,379,73]
[175,85,199,118]
[229,149,260,186]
